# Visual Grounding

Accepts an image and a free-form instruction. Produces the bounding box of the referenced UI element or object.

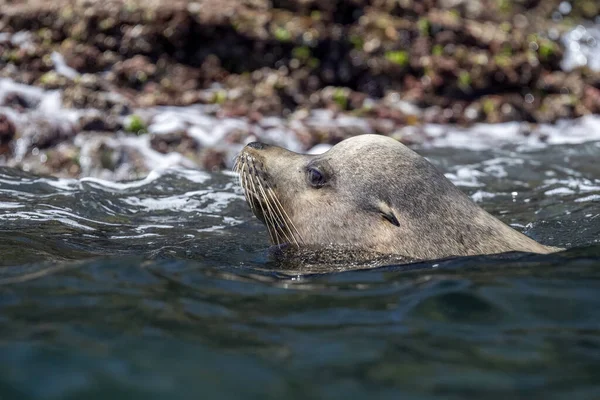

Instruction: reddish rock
[0,114,16,155]
[150,132,199,154]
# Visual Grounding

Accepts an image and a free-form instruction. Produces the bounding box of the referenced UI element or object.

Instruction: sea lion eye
[307,167,326,188]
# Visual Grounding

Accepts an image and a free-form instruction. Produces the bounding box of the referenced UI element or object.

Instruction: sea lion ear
[377,201,400,227]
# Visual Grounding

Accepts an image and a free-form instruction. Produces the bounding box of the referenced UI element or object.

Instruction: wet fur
[235,135,561,261]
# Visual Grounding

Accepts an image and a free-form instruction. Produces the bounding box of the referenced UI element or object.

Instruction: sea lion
[234,134,561,262]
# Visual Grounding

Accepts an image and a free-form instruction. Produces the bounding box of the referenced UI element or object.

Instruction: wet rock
[78,114,121,132]
[537,71,585,97]
[60,42,105,73]
[150,131,199,154]
[199,148,227,172]
[27,118,76,150]
[0,114,16,155]
[0,92,30,111]
[583,85,600,115]
[368,118,396,135]
[111,55,157,90]
[43,143,81,177]
[533,94,577,123]
[37,71,69,89]
[62,84,132,113]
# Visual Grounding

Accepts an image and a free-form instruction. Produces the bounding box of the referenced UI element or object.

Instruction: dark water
[0,142,599,399]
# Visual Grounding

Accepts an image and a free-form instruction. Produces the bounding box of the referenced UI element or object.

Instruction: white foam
[122,189,239,215]
[199,192,240,214]
[545,187,576,196]
[399,115,600,150]
[445,167,486,187]
[51,51,80,79]
[196,216,244,232]
[134,225,174,231]
[470,190,497,202]
[542,176,600,200]
[42,178,80,191]
[0,78,45,106]
[561,24,600,71]
[38,90,64,114]
[109,233,160,239]
[307,143,332,155]
[197,225,229,233]
[0,210,97,231]
[10,31,35,52]
[80,170,163,191]
[170,168,211,184]
[148,117,187,135]
[575,194,600,202]
[0,201,23,209]
[123,193,204,213]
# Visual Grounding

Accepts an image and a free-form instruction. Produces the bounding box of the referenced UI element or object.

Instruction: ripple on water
[0,248,599,399]
[0,167,253,266]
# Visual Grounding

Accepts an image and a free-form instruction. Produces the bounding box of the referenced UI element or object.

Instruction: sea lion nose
[247,142,269,150]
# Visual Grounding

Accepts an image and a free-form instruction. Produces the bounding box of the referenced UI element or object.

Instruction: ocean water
[0,140,599,399]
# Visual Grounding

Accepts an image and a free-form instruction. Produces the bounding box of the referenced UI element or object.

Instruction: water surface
[0,141,599,399]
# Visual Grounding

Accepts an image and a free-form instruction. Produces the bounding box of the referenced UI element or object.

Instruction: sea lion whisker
[237,161,252,209]
[241,162,257,213]
[241,160,266,228]
[266,187,303,246]
[257,177,290,246]
[248,162,280,245]
[270,191,304,245]
[253,171,284,246]
[264,187,298,246]
[235,150,301,247]
[237,164,247,199]
[240,154,302,246]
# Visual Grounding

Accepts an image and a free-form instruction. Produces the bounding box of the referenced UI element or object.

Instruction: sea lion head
[234,134,559,260]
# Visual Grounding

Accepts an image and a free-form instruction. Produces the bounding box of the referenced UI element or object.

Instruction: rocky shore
[1,0,599,179]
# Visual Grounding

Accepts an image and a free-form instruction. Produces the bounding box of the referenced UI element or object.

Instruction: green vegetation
[494,54,511,67]
[273,26,292,42]
[308,58,320,68]
[482,98,495,116]
[124,115,147,135]
[292,46,311,61]
[458,70,472,89]
[39,72,61,86]
[349,34,364,51]
[499,22,512,33]
[135,71,148,83]
[332,88,348,110]
[498,0,512,13]
[385,50,409,66]
[99,18,116,31]
[212,90,227,104]
[417,18,430,36]
[538,39,557,59]
[4,50,20,63]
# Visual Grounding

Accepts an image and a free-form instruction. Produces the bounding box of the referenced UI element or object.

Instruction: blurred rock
[0,114,16,155]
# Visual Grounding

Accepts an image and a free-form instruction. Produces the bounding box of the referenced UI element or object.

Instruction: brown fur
[235,134,561,261]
